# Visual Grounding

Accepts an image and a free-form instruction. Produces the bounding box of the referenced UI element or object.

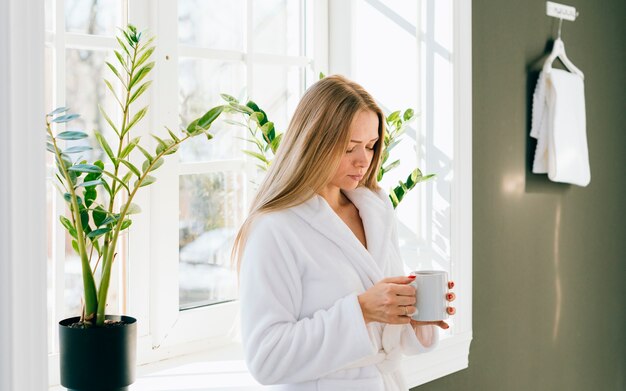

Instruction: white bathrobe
[239,186,438,390]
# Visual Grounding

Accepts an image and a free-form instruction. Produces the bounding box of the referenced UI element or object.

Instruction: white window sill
[50,332,471,390]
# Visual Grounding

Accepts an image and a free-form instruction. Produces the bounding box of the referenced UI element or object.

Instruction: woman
[233,75,456,390]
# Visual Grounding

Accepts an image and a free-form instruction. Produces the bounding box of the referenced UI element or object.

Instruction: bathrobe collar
[290,186,394,288]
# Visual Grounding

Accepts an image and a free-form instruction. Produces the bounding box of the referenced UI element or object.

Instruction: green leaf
[243,150,269,164]
[120,219,132,230]
[143,157,164,173]
[129,62,154,89]
[103,80,123,111]
[95,132,115,162]
[124,106,148,135]
[79,207,90,229]
[71,239,79,253]
[98,104,120,136]
[106,62,126,87]
[56,131,88,140]
[77,179,103,188]
[167,127,181,143]
[48,107,70,116]
[135,46,155,69]
[116,36,130,57]
[269,133,283,153]
[128,80,152,105]
[119,159,141,178]
[196,105,224,129]
[51,114,80,123]
[135,175,156,188]
[153,136,175,155]
[135,144,154,163]
[228,102,254,115]
[102,169,130,196]
[46,142,56,153]
[403,108,415,121]
[68,164,103,174]
[120,137,141,159]
[84,187,97,208]
[125,203,142,215]
[92,206,108,227]
[220,93,238,103]
[114,50,128,71]
[64,145,92,154]
[387,111,401,123]
[121,171,133,185]
[319,71,326,79]
[59,216,74,232]
[87,227,111,239]
[185,119,200,135]
[383,159,400,174]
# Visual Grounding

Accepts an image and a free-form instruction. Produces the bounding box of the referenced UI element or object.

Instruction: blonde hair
[231,75,386,272]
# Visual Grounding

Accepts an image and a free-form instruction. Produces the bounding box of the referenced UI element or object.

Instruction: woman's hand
[410,280,456,330]
[357,276,417,325]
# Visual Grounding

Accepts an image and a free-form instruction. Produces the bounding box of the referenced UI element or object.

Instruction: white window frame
[329,0,472,386]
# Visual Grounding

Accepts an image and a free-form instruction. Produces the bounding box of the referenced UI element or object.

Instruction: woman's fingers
[446,307,456,315]
[446,292,456,302]
[448,281,455,289]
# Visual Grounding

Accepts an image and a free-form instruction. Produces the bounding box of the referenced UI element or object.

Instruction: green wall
[415,0,626,389]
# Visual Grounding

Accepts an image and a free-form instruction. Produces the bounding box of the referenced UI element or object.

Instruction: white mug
[409,270,449,321]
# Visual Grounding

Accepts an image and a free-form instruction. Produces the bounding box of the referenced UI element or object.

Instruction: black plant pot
[59,315,137,391]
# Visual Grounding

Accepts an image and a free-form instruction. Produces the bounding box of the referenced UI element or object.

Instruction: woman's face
[329,110,379,190]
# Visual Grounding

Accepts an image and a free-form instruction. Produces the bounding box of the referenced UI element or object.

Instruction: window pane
[178,58,246,162]
[253,0,302,56]
[45,0,54,31]
[178,0,245,51]
[252,64,304,133]
[179,172,244,309]
[65,0,123,36]
[65,49,120,163]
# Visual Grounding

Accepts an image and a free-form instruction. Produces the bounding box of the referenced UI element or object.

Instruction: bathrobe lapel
[290,187,394,290]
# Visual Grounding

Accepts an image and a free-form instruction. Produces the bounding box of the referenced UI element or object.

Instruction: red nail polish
[446,293,453,300]
[448,281,455,289]
[408,275,416,279]
[447,307,456,315]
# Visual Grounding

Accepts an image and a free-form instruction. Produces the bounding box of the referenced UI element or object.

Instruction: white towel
[530,68,590,187]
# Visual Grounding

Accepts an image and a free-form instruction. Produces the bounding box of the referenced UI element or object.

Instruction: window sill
[50,332,471,390]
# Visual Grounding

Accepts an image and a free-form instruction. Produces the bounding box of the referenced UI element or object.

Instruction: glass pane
[45,0,54,31]
[252,64,303,134]
[382,0,418,27]
[434,0,453,51]
[178,58,246,162]
[178,0,245,51]
[179,172,244,309]
[65,49,120,163]
[65,0,123,35]
[253,0,302,56]
[354,0,418,111]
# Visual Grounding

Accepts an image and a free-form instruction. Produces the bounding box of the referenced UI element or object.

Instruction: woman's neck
[317,186,351,213]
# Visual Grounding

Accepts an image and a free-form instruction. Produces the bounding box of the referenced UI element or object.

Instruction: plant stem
[95,135,191,325]
[47,120,98,321]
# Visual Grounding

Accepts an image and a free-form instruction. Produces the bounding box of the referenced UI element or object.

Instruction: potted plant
[219,77,434,208]
[47,25,224,391]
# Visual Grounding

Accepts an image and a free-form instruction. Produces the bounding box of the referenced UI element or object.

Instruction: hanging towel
[530,68,590,187]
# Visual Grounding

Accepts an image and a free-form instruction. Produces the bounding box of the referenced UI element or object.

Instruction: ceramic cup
[409,270,449,321]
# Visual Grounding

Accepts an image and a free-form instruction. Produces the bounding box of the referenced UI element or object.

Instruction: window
[329,0,472,386]
[44,0,470,387]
